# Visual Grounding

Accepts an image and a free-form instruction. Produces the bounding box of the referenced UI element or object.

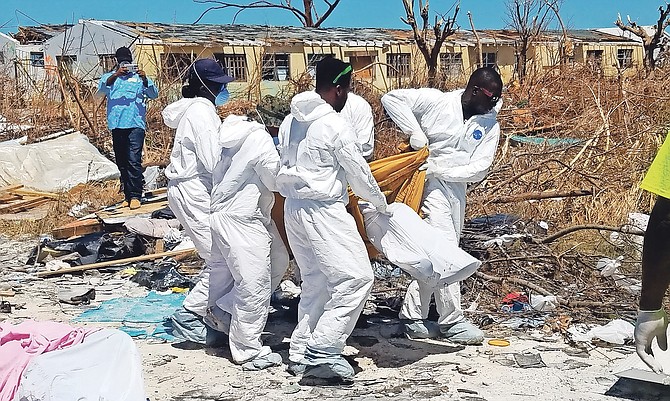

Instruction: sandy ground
[1,237,668,401]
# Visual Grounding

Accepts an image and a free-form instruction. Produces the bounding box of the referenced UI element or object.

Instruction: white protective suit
[204,115,289,364]
[340,92,375,160]
[381,88,501,326]
[276,91,388,365]
[163,97,220,317]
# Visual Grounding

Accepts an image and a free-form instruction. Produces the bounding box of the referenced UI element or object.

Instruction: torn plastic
[28,232,146,266]
[130,260,195,292]
[530,294,558,311]
[567,319,635,345]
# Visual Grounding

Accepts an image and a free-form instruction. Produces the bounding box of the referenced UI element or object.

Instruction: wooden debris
[0,185,57,214]
[36,248,196,277]
[52,218,103,239]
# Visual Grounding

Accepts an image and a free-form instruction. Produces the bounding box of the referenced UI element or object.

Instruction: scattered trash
[501,292,531,312]
[0,301,11,313]
[124,217,180,238]
[567,319,634,345]
[58,288,96,305]
[513,353,546,368]
[45,260,70,272]
[488,339,510,347]
[530,294,558,312]
[597,256,624,277]
[456,364,477,375]
[68,202,91,218]
[130,260,195,292]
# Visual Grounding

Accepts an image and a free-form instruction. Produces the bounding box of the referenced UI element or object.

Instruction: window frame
[262,53,290,81]
[617,48,633,69]
[30,51,44,68]
[439,52,464,78]
[386,52,411,78]
[482,52,497,68]
[214,53,248,81]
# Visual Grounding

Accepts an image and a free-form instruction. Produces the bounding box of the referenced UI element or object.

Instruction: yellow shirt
[641,133,670,198]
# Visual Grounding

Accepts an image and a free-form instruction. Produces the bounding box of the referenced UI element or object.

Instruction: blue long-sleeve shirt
[98,72,159,130]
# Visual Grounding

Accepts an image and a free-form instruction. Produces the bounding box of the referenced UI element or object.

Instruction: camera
[125,63,139,73]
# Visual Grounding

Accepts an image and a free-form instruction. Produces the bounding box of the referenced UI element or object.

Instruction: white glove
[376,203,393,217]
[635,309,669,373]
[409,132,428,150]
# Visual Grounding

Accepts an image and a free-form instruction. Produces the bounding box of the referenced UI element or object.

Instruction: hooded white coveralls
[163,98,221,317]
[203,115,289,364]
[340,92,375,160]
[276,91,388,365]
[381,88,501,326]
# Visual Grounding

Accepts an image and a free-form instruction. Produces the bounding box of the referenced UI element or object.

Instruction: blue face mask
[215,87,230,106]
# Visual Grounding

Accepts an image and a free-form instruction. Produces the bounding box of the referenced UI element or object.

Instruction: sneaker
[129,198,141,210]
[119,200,129,208]
[439,320,485,345]
[241,352,282,371]
[401,319,441,339]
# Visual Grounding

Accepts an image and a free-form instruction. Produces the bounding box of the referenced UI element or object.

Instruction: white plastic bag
[530,294,558,311]
[360,202,481,287]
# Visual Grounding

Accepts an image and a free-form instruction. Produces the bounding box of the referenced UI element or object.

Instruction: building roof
[14,24,72,45]
[33,20,644,48]
[596,26,670,43]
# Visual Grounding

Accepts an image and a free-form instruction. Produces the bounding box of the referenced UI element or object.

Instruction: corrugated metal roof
[14,24,73,44]
[21,20,643,47]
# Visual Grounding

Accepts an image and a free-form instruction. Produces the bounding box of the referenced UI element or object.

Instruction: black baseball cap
[115,46,132,63]
[191,58,235,84]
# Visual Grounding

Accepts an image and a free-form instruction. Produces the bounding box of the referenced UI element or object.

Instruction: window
[161,53,194,80]
[214,53,248,81]
[56,55,77,72]
[30,52,44,67]
[98,54,116,72]
[306,53,335,77]
[617,49,633,69]
[440,52,463,78]
[586,50,603,71]
[387,53,411,78]
[262,54,290,81]
[482,52,497,68]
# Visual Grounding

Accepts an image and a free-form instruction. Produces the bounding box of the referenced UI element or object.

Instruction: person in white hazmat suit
[163,59,233,345]
[276,57,390,382]
[340,92,375,161]
[381,67,503,345]
[203,112,289,370]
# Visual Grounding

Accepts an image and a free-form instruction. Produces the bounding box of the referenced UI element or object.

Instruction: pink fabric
[0,320,99,401]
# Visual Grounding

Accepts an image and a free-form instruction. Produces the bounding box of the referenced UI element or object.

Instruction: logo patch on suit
[473,129,483,140]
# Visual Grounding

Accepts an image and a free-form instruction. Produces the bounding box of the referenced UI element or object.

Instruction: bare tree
[401,0,460,88]
[194,0,342,27]
[505,0,557,83]
[615,4,670,72]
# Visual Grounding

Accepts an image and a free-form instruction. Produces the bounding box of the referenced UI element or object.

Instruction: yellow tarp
[348,147,429,257]
[272,147,430,258]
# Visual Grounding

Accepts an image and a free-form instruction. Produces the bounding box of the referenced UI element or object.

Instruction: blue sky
[0,0,666,33]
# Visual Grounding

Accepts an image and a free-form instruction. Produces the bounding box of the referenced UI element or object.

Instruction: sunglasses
[332,65,352,84]
[474,85,500,103]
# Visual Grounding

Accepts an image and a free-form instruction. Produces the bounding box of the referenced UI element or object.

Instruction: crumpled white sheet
[14,328,145,401]
[360,202,481,287]
[0,132,119,192]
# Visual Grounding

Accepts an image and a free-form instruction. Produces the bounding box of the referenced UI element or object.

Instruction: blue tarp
[75,291,185,341]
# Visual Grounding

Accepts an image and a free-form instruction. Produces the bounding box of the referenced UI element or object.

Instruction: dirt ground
[1,235,667,401]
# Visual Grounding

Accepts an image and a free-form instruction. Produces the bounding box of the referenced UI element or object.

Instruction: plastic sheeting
[0,132,119,192]
[360,202,481,287]
[15,329,146,401]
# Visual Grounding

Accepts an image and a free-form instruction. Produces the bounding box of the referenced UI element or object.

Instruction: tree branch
[193,0,309,25]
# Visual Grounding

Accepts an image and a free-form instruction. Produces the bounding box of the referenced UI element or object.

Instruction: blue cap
[191,58,234,84]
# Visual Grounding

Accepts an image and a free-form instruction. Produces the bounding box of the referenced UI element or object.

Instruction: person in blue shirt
[98,46,159,209]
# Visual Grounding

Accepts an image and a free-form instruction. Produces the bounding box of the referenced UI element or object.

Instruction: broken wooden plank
[0,290,15,297]
[1,197,51,214]
[0,184,24,193]
[9,188,60,200]
[96,199,169,225]
[52,218,103,239]
[0,194,23,203]
[36,248,196,277]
